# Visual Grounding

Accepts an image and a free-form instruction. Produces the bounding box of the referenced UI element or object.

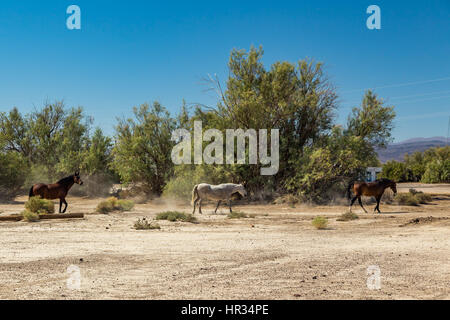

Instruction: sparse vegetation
[337,212,359,221]
[227,211,248,219]
[156,211,197,223]
[22,210,40,222]
[25,197,55,214]
[133,218,160,230]
[394,189,432,206]
[395,193,419,206]
[312,216,328,229]
[96,197,135,214]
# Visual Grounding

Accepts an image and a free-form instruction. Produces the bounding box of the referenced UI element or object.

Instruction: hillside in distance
[377,137,448,163]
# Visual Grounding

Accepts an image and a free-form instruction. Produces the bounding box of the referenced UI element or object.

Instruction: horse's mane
[57,175,74,185]
[375,178,393,185]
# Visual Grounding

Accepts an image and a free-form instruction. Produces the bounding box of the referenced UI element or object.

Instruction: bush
[394,193,419,206]
[25,197,55,214]
[415,192,432,204]
[394,190,432,206]
[227,211,248,219]
[133,218,160,230]
[22,210,40,222]
[273,194,299,206]
[337,212,359,221]
[156,211,197,223]
[96,197,134,213]
[312,216,328,229]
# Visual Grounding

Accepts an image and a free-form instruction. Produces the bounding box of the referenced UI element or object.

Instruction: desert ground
[0,183,449,300]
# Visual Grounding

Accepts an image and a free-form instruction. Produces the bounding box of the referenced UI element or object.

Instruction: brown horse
[29,172,83,213]
[347,178,397,213]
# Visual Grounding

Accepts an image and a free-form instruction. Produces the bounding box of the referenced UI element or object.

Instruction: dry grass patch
[312,216,328,229]
[337,212,359,222]
[22,210,40,222]
[25,197,55,214]
[96,197,135,214]
[133,218,160,230]
[227,211,248,219]
[156,211,197,223]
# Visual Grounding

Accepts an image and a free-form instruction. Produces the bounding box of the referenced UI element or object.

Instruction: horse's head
[389,181,397,195]
[237,184,247,198]
[74,172,84,186]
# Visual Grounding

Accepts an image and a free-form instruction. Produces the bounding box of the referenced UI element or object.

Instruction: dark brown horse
[347,178,397,213]
[29,172,83,213]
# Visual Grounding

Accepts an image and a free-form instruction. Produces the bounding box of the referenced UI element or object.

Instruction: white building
[366,167,382,182]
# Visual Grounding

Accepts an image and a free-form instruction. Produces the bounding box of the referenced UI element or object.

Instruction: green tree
[380,160,408,182]
[0,151,30,200]
[203,46,339,190]
[347,90,396,149]
[112,102,176,195]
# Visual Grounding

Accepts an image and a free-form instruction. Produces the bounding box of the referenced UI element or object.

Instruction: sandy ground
[0,183,449,300]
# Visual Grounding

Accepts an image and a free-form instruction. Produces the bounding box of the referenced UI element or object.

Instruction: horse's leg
[62,198,68,213]
[214,200,221,214]
[198,199,203,214]
[228,199,232,213]
[358,197,368,213]
[349,196,358,212]
[192,199,198,214]
[59,199,63,214]
[375,196,382,213]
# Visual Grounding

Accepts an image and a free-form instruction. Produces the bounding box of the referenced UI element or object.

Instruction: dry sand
[0,183,449,300]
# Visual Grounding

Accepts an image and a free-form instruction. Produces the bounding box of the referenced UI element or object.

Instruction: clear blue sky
[0,0,448,142]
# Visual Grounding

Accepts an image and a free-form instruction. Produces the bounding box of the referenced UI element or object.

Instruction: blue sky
[0,0,448,142]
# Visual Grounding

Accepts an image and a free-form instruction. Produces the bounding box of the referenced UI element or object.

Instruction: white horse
[192,183,247,214]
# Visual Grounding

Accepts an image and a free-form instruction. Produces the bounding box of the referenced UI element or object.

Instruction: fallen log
[39,213,84,220]
[0,213,84,222]
[0,215,22,222]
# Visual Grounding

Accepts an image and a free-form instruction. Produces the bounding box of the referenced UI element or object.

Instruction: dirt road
[0,185,449,300]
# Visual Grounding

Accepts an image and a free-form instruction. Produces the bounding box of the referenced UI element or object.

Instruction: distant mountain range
[377,137,448,163]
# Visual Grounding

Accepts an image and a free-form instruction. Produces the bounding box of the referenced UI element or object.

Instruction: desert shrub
[22,210,40,222]
[273,194,299,206]
[25,197,55,214]
[156,211,197,223]
[414,192,432,204]
[118,199,135,211]
[133,218,160,230]
[394,193,419,206]
[96,197,134,213]
[394,190,432,206]
[227,211,248,219]
[312,216,328,229]
[337,212,359,221]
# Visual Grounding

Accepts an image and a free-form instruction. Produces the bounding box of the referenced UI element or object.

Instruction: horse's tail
[191,185,199,205]
[29,186,34,199]
[347,181,354,200]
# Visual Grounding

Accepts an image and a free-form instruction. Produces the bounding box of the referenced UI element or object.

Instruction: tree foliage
[112,102,176,195]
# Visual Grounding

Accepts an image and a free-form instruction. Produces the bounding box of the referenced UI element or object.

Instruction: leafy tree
[112,102,176,195]
[347,90,396,149]
[286,126,375,202]
[380,160,408,182]
[0,151,30,200]
[202,46,338,191]
[0,107,33,158]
